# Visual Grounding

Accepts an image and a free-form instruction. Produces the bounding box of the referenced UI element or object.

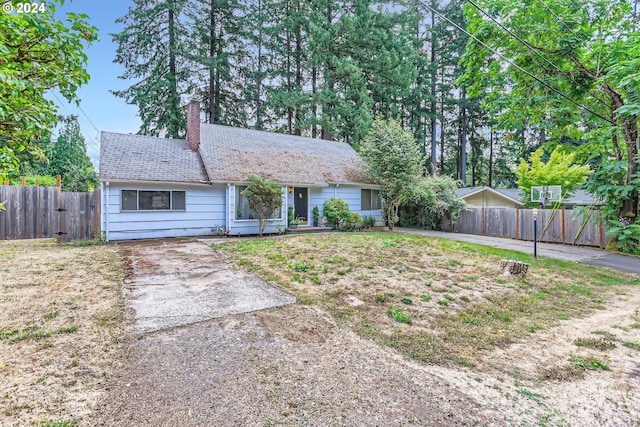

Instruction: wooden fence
[442,207,611,248]
[0,186,101,243]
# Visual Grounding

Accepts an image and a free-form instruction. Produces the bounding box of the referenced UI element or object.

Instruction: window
[361,189,382,210]
[121,190,186,211]
[235,185,281,220]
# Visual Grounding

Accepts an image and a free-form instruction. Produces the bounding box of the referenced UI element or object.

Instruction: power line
[50,91,101,156]
[466,0,611,110]
[411,0,614,125]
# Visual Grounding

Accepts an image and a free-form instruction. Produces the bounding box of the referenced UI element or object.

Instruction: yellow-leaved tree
[516,146,591,208]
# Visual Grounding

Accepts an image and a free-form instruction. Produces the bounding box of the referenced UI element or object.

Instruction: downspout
[103,181,109,242]
[226,183,230,234]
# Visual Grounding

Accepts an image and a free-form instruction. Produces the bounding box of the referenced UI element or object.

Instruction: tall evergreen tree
[113,0,189,138]
[186,0,247,126]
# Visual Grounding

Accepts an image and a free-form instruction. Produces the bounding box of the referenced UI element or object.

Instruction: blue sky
[48,0,140,163]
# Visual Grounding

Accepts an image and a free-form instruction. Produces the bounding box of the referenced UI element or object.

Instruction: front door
[293,187,308,223]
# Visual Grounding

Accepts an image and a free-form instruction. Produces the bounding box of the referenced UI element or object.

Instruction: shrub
[323,197,351,229]
[399,175,465,230]
[242,175,283,236]
[343,212,362,231]
[362,215,377,228]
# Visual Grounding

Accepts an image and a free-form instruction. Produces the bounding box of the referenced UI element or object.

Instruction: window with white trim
[121,190,186,211]
[361,189,382,210]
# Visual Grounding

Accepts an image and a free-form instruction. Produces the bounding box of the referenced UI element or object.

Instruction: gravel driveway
[92,239,498,426]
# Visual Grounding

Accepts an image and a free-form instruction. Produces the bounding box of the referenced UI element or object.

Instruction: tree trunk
[255,0,263,130]
[312,66,317,138]
[460,85,467,186]
[488,128,494,187]
[294,1,302,136]
[429,0,437,176]
[208,0,216,124]
[167,4,180,138]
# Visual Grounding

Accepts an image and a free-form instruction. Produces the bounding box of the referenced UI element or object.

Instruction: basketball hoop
[531,185,562,206]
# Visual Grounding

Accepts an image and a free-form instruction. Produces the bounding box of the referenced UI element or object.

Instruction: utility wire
[411,0,614,125]
[466,0,611,110]
[51,91,101,156]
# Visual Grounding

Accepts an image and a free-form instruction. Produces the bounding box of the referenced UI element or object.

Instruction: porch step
[285,226,333,234]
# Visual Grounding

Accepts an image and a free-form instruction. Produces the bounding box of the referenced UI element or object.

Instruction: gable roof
[100,124,374,186]
[458,186,603,206]
[100,132,208,183]
[198,124,373,185]
[457,186,524,206]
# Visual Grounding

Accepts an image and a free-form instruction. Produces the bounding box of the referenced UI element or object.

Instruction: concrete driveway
[119,239,296,334]
[395,228,640,275]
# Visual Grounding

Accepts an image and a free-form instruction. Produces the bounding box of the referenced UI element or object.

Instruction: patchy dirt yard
[0,239,125,427]
[213,232,640,426]
[3,234,640,426]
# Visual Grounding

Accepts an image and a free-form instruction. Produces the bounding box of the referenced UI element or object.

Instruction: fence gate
[0,186,101,243]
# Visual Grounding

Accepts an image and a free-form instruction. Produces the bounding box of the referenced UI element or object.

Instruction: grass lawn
[0,239,125,427]
[216,232,640,367]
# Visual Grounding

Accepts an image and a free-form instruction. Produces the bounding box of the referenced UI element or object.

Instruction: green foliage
[342,212,362,231]
[242,175,283,236]
[323,198,351,230]
[388,308,411,324]
[362,215,377,229]
[0,1,98,181]
[312,206,320,224]
[461,0,639,239]
[516,147,591,207]
[19,116,99,191]
[399,175,465,230]
[287,206,294,225]
[112,0,189,138]
[359,118,424,230]
[9,175,57,187]
[606,221,640,256]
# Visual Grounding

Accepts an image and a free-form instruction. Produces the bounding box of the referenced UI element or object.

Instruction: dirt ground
[93,238,640,427]
[2,238,639,426]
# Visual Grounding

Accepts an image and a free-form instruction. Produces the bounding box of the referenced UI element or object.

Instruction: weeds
[388,308,411,324]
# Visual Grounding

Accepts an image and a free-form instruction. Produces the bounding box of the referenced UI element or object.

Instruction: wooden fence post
[599,211,604,249]
[481,207,486,235]
[56,175,62,191]
[515,208,519,240]
[21,176,26,186]
[561,209,566,245]
[3,180,8,186]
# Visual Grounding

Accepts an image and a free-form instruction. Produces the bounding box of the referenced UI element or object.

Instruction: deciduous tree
[359,118,424,230]
[0,0,97,181]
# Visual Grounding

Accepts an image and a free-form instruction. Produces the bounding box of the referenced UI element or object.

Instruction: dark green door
[294,187,308,223]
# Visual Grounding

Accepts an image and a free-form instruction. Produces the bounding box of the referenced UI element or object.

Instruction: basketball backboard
[531,185,562,204]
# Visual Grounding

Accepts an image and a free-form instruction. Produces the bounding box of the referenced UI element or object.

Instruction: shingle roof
[99,132,208,183]
[198,124,373,185]
[458,187,603,206]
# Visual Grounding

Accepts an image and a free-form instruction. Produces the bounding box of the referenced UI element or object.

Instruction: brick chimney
[186,99,200,152]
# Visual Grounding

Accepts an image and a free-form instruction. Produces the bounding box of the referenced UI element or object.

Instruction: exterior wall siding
[103,182,225,241]
[102,182,383,240]
[310,185,384,225]
[463,191,520,208]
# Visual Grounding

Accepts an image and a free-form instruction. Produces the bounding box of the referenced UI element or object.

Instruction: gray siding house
[99,100,383,241]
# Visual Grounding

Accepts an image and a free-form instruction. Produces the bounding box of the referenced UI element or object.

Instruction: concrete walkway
[394,227,640,275]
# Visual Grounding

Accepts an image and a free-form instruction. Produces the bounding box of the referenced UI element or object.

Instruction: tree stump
[500,259,529,277]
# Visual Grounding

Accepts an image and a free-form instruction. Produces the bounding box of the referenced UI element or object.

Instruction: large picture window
[121,190,186,211]
[235,186,281,220]
[361,189,382,210]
